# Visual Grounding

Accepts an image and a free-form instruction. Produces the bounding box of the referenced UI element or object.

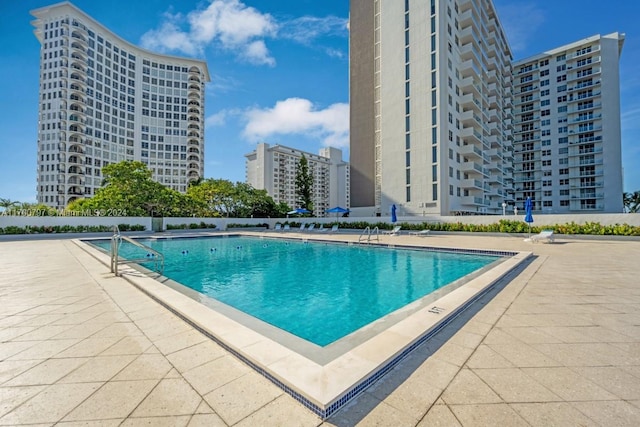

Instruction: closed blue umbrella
[391,204,397,223]
[524,197,534,238]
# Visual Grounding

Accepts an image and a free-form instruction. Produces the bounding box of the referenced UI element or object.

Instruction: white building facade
[245,143,350,216]
[512,33,624,213]
[350,0,625,216]
[350,0,514,216]
[31,2,210,208]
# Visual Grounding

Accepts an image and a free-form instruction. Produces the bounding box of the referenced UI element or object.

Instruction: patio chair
[530,230,555,243]
[383,226,402,236]
[409,230,430,237]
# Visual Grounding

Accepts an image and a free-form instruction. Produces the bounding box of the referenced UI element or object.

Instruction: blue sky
[1,0,639,203]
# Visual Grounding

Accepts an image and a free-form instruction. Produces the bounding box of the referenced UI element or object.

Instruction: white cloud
[140,16,199,56]
[324,48,346,59]
[495,2,545,53]
[205,110,228,128]
[140,2,349,64]
[140,0,277,65]
[279,16,349,45]
[242,40,275,66]
[243,98,349,148]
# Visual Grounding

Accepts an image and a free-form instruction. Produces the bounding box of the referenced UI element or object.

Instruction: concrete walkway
[1,233,639,426]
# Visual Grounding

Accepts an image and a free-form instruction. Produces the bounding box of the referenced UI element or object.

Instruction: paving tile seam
[60,241,242,425]
[410,257,548,426]
[18,246,188,423]
[4,236,637,425]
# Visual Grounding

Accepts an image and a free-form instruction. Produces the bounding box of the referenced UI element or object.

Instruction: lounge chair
[409,230,430,237]
[306,224,316,232]
[320,224,338,233]
[317,224,327,232]
[383,226,402,236]
[283,224,291,231]
[530,229,555,243]
[299,223,307,232]
[274,223,282,231]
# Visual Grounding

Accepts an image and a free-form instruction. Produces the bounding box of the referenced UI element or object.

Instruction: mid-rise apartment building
[350,0,625,215]
[512,33,624,213]
[245,143,350,216]
[31,2,210,208]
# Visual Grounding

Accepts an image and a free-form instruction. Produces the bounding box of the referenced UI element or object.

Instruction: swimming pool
[83,232,530,418]
[93,236,499,346]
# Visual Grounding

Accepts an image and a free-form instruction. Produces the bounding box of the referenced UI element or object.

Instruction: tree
[67,161,195,216]
[187,179,287,218]
[187,178,239,217]
[623,191,640,213]
[235,183,289,218]
[0,198,18,212]
[295,155,314,213]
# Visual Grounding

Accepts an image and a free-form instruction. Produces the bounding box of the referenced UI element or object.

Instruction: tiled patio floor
[1,232,639,426]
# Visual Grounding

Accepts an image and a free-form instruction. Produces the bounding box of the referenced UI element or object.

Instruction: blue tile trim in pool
[109,237,523,419]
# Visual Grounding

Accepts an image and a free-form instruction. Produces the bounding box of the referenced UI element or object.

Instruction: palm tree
[623,191,640,213]
[0,198,18,212]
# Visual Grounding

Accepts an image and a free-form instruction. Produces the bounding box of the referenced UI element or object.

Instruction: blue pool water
[93,236,499,346]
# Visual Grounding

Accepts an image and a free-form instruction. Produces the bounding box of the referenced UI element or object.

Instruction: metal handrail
[358,226,370,243]
[110,225,164,276]
[370,226,380,243]
[357,226,380,243]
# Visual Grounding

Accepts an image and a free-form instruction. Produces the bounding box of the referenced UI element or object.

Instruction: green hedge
[315,219,640,236]
[0,224,146,235]
[166,222,218,230]
[226,223,268,229]
[381,219,640,236]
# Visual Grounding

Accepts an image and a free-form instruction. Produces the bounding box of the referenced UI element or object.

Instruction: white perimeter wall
[1,213,639,231]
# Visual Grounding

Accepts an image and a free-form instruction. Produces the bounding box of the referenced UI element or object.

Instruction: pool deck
[1,232,639,426]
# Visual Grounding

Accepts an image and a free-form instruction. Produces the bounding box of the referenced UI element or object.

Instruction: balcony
[569,202,604,211]
[567,79,601,92]
[567,45,601,60]
[568,168,604,179]
[462,179,483,190]
[568,146,603,157]
[570,113,602,123]
[461,196,488,206]
[516,64,539,76]
[460,144,483,159]
[570,193,604,200]
[567,67,601,82]
[460,127,483,144]
[569,135,603,145]
[513,115,540,124]
[567,102,601,113]
[568,158,603,167]
[514,95,540,107]
[460,161,485,175]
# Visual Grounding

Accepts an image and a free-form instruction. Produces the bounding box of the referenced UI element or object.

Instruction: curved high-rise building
[31,2,210,208]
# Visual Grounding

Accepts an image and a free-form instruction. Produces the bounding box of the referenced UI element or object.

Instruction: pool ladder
[358,226,380,244]
[110,225,164,276]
